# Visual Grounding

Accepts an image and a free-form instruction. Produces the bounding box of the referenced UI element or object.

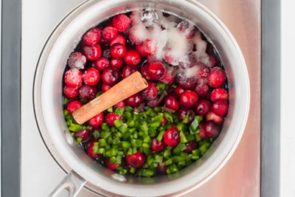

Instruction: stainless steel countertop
[21,0,261,196]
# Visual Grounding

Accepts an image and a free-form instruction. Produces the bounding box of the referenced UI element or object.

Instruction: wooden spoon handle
[73,71,148,124]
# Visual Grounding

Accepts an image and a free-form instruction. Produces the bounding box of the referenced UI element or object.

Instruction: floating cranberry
[82,28,101,46]
[177,75,197,90]
[164,95,179,111]
[195,83,210,97]
[115,101,125,108]
[105,159,119,171]
[212,100,228,117]
[124,50,141,66]
[102,26,118,42]
[197,66,210,78]
[86,141,100,160]
[208,67,226,88]
[101,83,111,92]
[110,34,126,46]
[206,112,223,125]
[74,129,91,142]
[199,123,207,139]
[179,90,199,109]
[83,67,100,86]
[146,62,166,80]
[160,68,175,84]
[82,44,102,61]
[63,86,79,99]
[163,127,180,147]
[185,141,198,153]
[142,83,158,100]
[64,68,83,88]
[126,152,145,169]
[121,65,137,78]
[110,58,123,69]
[151,138,165,152]
[136,39,157,57]
[126,94,143,107]
[204,121,220,138]
[175,86,185,96]
[147,99,159,107]
[178,109,195,122]
[105,112,122,126]
[66,100,82,113]
[195,99,211,116]
[88,113,104,128]
[68,52,86,69]
[101,68,120,85]
[210,88,229,102]
[94,57,110,70]
[79,85,97,100]
[110,44,127,58]
[112,14,131,32]
[140,64,152,80]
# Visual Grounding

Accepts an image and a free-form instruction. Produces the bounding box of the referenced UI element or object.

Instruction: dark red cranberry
[177,75,197,90]
[206,112,223,124]
[210,88,229,102]
[124,50,141,66]
[197,66,210,78]
[126,152,145,169]
[160,68,175,84]
[208,67,226,88]
[175,86,185,96]
[196,99,211,115]
[112,14,131,32]
[140,64,152,80]
[161,117,167,125]
[185,141,198,153]
[86,141,100,159]
[136,39,157,57]
[142,83,158,100]
[212,100,228,116]
[82,28,101,46]
[199,123,207,139]
[209,56,217,67]
[110,34,126,46]
[146,62,166,81]
[157,163,167,174]
[68,52,86,69]
[83,67,100,86]
[151,138,165,152]
[82,44,102,61]
[102,26,118,42]
[74,129,90,142]
[115,101,125,108]
[179,90,199,109]
[101,68,120,85]
[126,94,143,107]
[204,121,220,138]
[110,58,123,69]
[105,112,122,126]
[105,159,119,171]
[164,95,180,111]
[66,100,82,113]
[110,44,127,58]
[94,57,110,70]
[88,113,104,128]
[195,83,210,97]
[79,85,97,100]
[178,109,195,122]
[101,83,111,92]
[121,65,137,78]
[64,68,83,88]
[164,127,180,147]
[147,99,160,107]
[64,86,79,99]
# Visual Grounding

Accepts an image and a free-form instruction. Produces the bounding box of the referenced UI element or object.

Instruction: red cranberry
[87,142,100,160]
[110,34,126,46]
[105,112,122,126]
[105,159,119,171]
[179,90,199,109]
[204,121,220,138]
[196,99,211,115]
[210,88,229,102]
[175,86,185,96]
[147,99,160,107]
[161,117,167,125]
[209,56,217,67]
[197,66,210,78]
[121,65,137,78]
[195,83,210,97]
[177,75,197,90]
[126,152,145,168]
[64,68,83,88]
[164,95,180,111]
[164,127,180,147]
[178,109,195,122]
[66,100,82,113]
[82,45,102,61]
[63,86,79,99]
[101,83,111,92]
[110,58,123,69]
[83,67,100,86]
[101,68,120,85]
[160,68,175,84]
[212,100,228,116]
[141,64,152,81]
[112,14,131,32]
[136,39,157,57]
[142,83,158,100]
[88,113,104,128]
[208,67,226,88]
[68,52,86,69]
[79,85,97,100]
[146,62,166,81]
[110,44,127,58]
[206,112,223,124]
[199,123,207,139]
[185,141,198,153]
[126,94,143,107]
[124,50,141,66]
[74,129,91,142]
[82,28,101,46]
[115,101,125,108]
[102,26,118,42]
[94,57,109,70]
[151,138,165,152]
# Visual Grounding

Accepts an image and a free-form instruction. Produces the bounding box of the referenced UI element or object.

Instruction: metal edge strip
[1,0,21,196]
[261,0,281,196]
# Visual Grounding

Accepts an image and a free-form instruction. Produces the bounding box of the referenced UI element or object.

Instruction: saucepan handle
[49,171,87,197]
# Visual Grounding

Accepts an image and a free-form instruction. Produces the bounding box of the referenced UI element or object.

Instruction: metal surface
[22,0,260,196]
